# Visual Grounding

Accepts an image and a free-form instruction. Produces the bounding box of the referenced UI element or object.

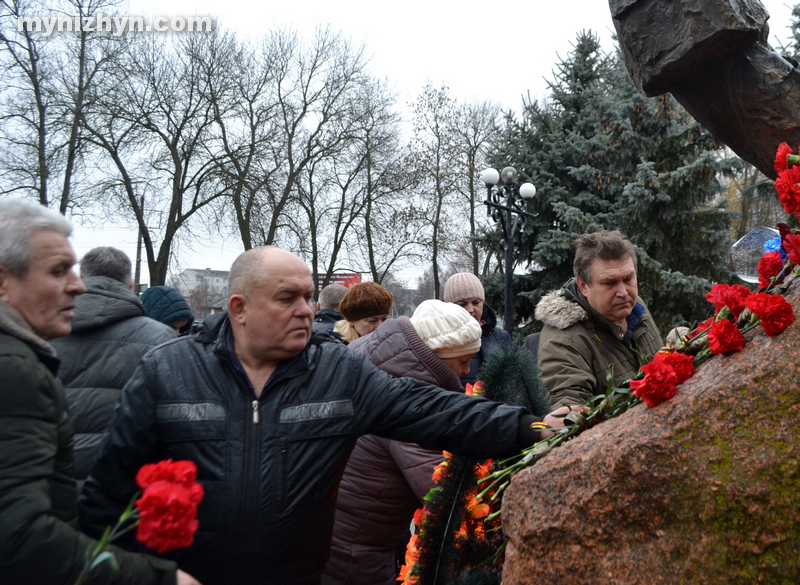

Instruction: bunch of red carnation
[135,459,205,553]
[706,319,746,355]
[76,459,204,584]
[745,292,796,337]
[633,282,794,408]
[704,284,794,346]
[758,251,786,289]
[704,283,750,318]
[630,351,695,408]
[774,142,800,216]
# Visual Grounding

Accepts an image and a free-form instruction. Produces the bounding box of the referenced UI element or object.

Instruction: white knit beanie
[410,299,482,359]
[443,273,485,303]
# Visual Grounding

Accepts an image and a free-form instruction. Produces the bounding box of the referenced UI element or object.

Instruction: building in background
[171,268,230,319]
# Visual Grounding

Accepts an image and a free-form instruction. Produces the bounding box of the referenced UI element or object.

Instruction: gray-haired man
[0,199,199,585]
[51,246,176,485]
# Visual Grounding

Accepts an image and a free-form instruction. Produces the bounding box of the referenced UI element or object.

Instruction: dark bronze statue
[610,0,800,178]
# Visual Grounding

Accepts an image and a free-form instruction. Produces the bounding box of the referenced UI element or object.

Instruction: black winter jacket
[79,313,531,585]
[312,308,344,334]
[460,304,513,387]
[51,276,176,482]
[0,301,176,585]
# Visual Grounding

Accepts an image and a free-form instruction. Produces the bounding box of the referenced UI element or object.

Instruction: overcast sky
[70,0,797,284]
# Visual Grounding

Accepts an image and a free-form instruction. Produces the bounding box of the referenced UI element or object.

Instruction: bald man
[79,246,570,585]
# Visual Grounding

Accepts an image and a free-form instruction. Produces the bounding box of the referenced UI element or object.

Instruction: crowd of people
[0,197,668,585]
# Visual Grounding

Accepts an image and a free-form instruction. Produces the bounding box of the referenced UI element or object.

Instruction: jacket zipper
[240,397,261,556]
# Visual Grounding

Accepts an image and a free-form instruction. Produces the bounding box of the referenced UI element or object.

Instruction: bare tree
[455,100,500,275]
[406,83,467,298]
[293,76,423,287]
[203,33,277,251]
[0,0,59,204]
[82,29,228,285]
[0,0,125,211]
[240,26,374,251]
[186,279,216,318]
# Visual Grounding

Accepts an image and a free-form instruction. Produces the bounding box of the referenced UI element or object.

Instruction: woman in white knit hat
[321,300,483,585]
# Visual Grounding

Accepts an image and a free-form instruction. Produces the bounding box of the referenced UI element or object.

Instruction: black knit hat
[338,282,393,322]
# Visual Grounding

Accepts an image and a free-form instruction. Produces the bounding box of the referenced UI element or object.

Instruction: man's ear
[228,293,247,324]
[0,265,11,299]
[576,277,589,297]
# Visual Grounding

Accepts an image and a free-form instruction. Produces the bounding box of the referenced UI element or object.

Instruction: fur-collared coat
[535,279,663,407]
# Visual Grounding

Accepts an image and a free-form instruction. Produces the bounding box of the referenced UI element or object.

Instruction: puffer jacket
[460,304,512,387]
[79,312,533,585]
[51,276,176,482]
[0,301,176,585]
[535,279,663,407]
[322,317,463,585]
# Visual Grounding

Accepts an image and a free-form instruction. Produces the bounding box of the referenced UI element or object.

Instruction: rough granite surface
[502,283,800,585]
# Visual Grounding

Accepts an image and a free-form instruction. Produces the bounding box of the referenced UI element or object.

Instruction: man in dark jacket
[443,272,512,386]
[0,199,198,585]
[51,246,176,484]
[312,282,347,334]
[79,246,567,585]
[535,230,663,407]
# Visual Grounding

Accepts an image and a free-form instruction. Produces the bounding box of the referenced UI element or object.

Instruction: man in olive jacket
[535,231,664,407]
[80,246,568,585]
[0,199,199,585]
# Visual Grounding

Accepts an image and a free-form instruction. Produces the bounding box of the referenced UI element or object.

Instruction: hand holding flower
[76,460,204,585]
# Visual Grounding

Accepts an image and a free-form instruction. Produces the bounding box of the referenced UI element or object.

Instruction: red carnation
[775,166,800,216]
[757,251,786,289]
[137,459,198,488]
[707,319,746,355]
[134,460,204,553]
[688,316,714,339]
[660,351,696,384]
[705,284,751,318]
[630,352,680,408]
[784,232,800,266]
[774,142,794,174]
[745,292,795,336]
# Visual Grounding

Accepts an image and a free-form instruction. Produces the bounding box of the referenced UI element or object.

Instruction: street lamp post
[481,166,536,333]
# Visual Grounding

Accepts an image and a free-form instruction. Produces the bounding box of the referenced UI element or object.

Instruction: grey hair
[80,246,132,285]
[0,198,73,277]
[573,230,637,283]
[318,283,348,311]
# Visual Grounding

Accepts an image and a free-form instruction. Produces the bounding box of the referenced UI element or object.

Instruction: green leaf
[89,551,119,573]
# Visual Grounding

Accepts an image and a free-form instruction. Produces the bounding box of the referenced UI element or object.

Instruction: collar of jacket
[480,303,499,335]
[70,276,145,332]
[0,299,59,372]
[313,308,343,323]
[535,278,647,345]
